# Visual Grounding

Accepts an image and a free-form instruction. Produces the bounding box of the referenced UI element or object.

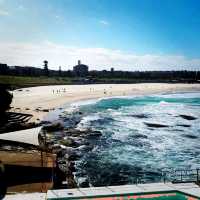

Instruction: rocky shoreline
[40,101,200,188]
[41,109,103,188]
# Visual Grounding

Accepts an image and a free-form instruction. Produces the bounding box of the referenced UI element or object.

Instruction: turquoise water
[73,92,200,186]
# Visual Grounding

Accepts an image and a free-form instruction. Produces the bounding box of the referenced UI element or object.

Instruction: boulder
[79,178,90,188]
[43,122,64,132]
[68,162,76,172]
[179,115,197,120]
[134,134,148,139]
[60,138,79,148]
[68,153,81,161]
[177,124,191,127]
[130,114,149,119]
[144,122,170,128]
[182,134,198,139]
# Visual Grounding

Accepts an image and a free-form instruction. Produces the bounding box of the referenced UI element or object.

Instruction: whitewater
[69,92,200,186]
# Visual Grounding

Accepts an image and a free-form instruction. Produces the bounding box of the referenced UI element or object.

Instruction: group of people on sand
[52,86,126,96]
[52,88,66,94]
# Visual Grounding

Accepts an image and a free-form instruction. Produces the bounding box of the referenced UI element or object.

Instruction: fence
[161,168,200,183]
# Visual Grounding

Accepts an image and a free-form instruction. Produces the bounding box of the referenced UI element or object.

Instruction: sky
[0,0,200,71]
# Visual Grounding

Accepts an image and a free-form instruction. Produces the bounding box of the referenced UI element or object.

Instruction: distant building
[73,60,89,77]
[111,68,114,73]
[0,63,9,75]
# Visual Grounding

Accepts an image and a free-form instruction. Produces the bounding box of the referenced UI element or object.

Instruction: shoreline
[11,83,200,123]
[4,83,200,192]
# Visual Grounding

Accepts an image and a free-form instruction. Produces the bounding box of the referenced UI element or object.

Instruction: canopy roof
[0,126,42,146]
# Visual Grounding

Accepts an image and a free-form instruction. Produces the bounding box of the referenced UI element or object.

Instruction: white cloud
[55,15,61,19]
[55,15,65,24]
[17,5,25,10]
[0,9,9,16]
[99,20,109,26]
[0,41,199,71]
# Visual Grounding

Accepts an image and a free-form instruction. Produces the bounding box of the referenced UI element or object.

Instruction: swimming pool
[76,192,198,200]
[47,191,199,200]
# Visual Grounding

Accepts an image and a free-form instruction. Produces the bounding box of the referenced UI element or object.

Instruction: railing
[161,168,200,183]
[116,168,200,185]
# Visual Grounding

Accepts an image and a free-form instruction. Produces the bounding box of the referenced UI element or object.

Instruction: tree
[59,66,62,77]
[0,63,9,75]
[0,85,13,115]
[43,60,49,76]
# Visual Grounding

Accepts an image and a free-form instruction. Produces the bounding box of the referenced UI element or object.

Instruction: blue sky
[0,0,200,71]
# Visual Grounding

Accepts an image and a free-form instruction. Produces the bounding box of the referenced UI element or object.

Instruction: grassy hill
[0,75,74,89]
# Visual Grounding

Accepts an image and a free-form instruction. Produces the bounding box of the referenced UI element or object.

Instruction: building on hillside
[73,60,89,77]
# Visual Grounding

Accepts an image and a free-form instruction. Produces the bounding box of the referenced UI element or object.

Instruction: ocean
[69,92,200,186]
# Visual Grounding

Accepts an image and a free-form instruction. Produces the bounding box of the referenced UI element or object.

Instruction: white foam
[76,114,101,130]
[70,99,100,107]
[159,100,171,105]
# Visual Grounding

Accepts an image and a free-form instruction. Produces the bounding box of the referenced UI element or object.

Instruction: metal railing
[161,168,200,183]
[114,168,200,185]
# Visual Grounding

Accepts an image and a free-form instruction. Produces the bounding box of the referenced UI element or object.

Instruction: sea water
[72,92,200,186]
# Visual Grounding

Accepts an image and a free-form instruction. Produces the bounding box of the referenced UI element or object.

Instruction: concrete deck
[4,182,200,199]
[4,193,46,200]
[46,182,200,199]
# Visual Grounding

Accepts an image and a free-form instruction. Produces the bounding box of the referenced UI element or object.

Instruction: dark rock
[57,160,66,165]
[60,138,79,148]
[170,129,183,132]
[66,175,77,188]
[130,114,149,119]
[64,129,85,137]
[86,131,102,138]
[144,122,170,128]
[40,120,51,125]
[64,128,99,138]
[177,124,191,127]
[79,178,90,188]
[134,134,148,139]
[182,134,198,139]
[68,153,81,161]
[68,162,76,172]
[42,109,50,112]
[179,115,197,120]
[43,122,64,131]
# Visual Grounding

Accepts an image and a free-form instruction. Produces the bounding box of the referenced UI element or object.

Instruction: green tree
[43,60,49,76]
[0,85,13,115]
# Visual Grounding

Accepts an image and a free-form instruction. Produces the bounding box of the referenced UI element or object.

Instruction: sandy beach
[11,83,200,123]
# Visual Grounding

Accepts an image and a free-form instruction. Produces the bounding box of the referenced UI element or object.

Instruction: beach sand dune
[11,83,200,123]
